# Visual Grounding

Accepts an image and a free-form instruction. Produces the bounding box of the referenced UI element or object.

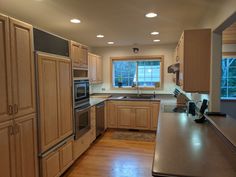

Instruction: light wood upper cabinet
[88,53,103,84]
[0,120,15,177]
[176,29,211,93]
[14,114,38,177]
[0,14,13,123]
[37,53,73,153]
[10,18,36,118]
[70,41,88,69]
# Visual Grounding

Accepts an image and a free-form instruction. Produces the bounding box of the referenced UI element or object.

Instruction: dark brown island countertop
[152,113,236,177]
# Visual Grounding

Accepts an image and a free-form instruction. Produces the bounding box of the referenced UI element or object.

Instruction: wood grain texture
[223,22,236,44]
[63,130,155,177]
[0,14,13,123]
[10,18,36,118]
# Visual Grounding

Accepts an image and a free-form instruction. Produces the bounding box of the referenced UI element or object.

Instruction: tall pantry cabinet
[0,14,38,177]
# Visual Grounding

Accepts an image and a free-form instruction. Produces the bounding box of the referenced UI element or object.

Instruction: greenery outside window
[221,54,236,99]
[111,56,164,89]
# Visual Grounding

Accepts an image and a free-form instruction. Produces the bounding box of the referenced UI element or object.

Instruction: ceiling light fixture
[151,31,159,35]
[108,42,114,44]
[153,39,160,42]
[97,34,104,38]
[70,19,81,24]
[145,12,157,18]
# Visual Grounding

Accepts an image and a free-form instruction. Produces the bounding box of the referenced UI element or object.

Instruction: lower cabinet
[41,139,74,177]
[0,114,38,177]
[107,101,160,130]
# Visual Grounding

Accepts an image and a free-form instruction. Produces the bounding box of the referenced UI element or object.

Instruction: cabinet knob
[13,104,18,114]
[8,125,14,136]
[8,105,13,115]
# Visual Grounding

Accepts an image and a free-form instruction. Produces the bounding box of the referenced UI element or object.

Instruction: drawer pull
[8,105,13,115]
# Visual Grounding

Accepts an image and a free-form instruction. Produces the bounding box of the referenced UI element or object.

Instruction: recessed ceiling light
[151,31,159,35]
[153,39,160,42]
[97,34,104,38]
[145,12,157,18]
[108,42,114,44]
[70,19,81,24]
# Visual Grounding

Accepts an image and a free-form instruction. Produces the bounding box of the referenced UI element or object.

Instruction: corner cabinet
[70,41,88,69]
[175,29,211,93]
[106,101,160,130]
[88,53,103,84]
[36,53,73,153]
[0,14,38,177]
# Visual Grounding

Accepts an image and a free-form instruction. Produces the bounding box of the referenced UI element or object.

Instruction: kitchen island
[152,113,236,177]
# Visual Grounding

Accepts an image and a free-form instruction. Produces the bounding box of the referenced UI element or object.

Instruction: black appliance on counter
[74,79,90,108]
[96,102,105,137]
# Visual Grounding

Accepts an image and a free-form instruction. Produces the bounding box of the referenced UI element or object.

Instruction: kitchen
[0,1,236,177]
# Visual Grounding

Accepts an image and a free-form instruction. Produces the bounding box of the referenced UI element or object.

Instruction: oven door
[75,107,91,140]
[74,80,89,102]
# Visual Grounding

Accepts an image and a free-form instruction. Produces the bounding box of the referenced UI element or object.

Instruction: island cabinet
[0,14,38,177]
[36,53,73,153]
[175,29,211,93]
[88,52,103,84]
[106,101,160,130]
[70,41,88,69]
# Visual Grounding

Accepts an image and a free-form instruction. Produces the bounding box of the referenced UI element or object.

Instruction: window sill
[111,86,162,90]
[221,98,236,102]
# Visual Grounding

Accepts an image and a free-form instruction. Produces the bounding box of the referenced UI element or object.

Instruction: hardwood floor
[63,130,156,177]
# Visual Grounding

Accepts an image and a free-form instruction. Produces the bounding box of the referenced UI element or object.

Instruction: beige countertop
[152,113,236,177]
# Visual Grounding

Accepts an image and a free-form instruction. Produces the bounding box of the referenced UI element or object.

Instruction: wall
[91,44,176,94]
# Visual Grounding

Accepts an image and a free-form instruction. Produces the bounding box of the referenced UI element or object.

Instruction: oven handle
[75,106,91,113]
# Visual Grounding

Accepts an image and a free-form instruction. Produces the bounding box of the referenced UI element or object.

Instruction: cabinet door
[178,34,184,86]
[0,14,13,123]
[10,18,35,118]
[42,151,60,177]
[37,54,59,152]
[107,102,117,128]
[80,46,88,68]
[88,54,97,83]
[151,103,160,130]
[117,106,134,128]
[96,56,103,83]
[14,114,38,177]
[70,41,80,68]
[58,59,73,139]
[134,107,150,130]
[0,120,15,177]
[59,140,73,173]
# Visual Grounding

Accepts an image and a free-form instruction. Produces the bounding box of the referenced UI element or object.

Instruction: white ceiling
[0,0,226,47]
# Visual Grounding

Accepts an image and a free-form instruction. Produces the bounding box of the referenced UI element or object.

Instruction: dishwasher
[96,102,105,137]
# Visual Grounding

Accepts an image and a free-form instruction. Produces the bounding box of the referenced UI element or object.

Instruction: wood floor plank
[62,130,155,177]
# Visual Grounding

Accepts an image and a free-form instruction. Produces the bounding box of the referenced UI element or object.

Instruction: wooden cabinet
[0,120,15,177]
[117,106,134,128]
[88,53,103,84]
[90,106,96,143]
[106,101,118,128]
[70,41,88,69]
[106,101,160,130]
[37,53,73,153]
[41,138,73,177]
[175,29,211,93]
[0,13,37,177]
[15,114,38,177]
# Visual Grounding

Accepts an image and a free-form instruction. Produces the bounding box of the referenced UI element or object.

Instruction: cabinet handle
[14,123,20,134]
[8,126,14,136]
[8,105,13,115]
[13,104,18,114]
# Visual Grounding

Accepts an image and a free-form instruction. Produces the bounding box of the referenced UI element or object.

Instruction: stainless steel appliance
[74,79,90,108]
[96,102,105,137]
[74,106,91,139]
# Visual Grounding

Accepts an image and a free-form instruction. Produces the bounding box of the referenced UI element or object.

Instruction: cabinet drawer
[41,138,74,177]
[60,140,74,173]
[73,132,91,160]
[42,151,60,177]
